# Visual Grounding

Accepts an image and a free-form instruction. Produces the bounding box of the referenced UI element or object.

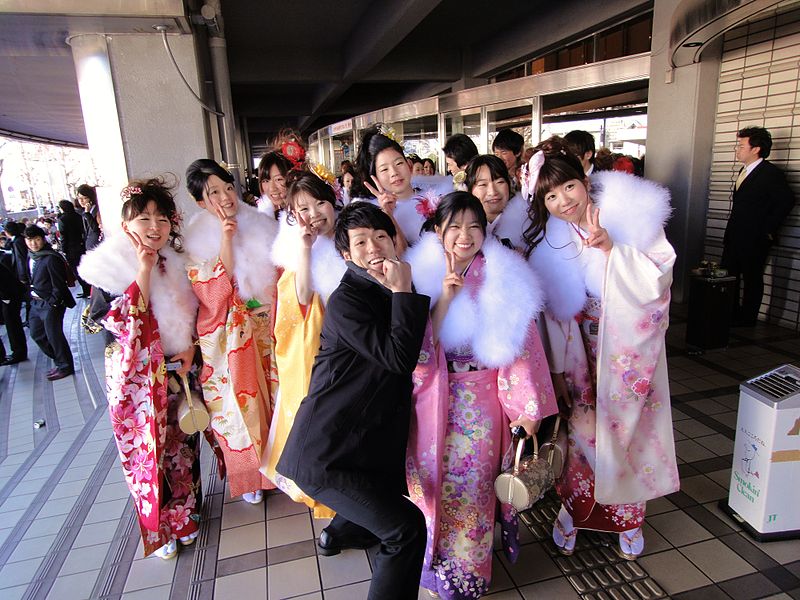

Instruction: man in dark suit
[0,260,27,364]
[721,126,795,326]
[277,203,430,600]
[57,199,90,297]
[24,225,75,380]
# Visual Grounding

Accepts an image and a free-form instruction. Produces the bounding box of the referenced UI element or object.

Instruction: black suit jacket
[0,261,25,302]
[724,160,795,252]
[277,269,430,493]
[82,206,102,251]
[30,250,76,308]
[10,236,30,284]
[57,211,86,261]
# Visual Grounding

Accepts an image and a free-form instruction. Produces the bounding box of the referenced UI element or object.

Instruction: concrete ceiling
[0,0,650,154]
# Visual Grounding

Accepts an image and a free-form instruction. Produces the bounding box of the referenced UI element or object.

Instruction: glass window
[445,110,482,153]
[487,102,533,153]
[387,115,440,169]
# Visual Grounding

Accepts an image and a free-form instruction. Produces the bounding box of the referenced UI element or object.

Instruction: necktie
[735,167,747,191]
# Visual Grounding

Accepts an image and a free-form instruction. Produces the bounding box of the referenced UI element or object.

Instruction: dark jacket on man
[724,159,795,252]
[30,248,75,309]
[277,268,430,494]
[82,205,102,251]
[57,209,86,261]
[10,235,30,284]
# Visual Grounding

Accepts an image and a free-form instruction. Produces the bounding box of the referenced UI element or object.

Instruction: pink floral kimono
[530,170,680,533]
[79,236,203,556]
[407,233,558,599]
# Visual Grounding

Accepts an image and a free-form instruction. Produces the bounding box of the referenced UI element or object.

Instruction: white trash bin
[722,364,800,541]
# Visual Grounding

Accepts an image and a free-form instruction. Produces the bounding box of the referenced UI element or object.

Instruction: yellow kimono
[262,214,345,517]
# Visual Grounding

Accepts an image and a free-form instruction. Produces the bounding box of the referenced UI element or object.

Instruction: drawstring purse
[169,373,210,435]
[494,430,554,512]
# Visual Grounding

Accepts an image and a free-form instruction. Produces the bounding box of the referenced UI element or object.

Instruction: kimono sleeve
[187,257,235,337]
[102,280,160,379]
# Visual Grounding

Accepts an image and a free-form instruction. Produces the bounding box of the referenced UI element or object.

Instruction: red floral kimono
[104,282,201,556]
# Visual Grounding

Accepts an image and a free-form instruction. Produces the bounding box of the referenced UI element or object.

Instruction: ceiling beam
[297,0,444,132]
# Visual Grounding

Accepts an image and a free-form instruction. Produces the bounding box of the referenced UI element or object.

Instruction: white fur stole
[270,211,346,303]
[183,202,278,304]
[78,234,198,355]
[487,192,530,249]
[407,232,545,368]
[529,170,672,321]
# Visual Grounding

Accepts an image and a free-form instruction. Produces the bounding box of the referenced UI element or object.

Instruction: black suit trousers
[298,482,426,600]
[1,297,27,360]
[29,300,73,372]
[721,241,770,324]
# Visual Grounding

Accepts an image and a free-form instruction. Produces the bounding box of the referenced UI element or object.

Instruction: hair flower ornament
[520,150,545,201]
[120,185,142,200]
[377,123,401,144]
[310,161,344,203]
[415,188,441,220]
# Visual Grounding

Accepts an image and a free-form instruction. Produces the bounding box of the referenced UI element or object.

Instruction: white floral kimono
[529,170,680,531]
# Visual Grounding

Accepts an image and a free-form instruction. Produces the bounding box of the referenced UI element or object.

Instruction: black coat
[30,249,75,308]
[277,269,430,493]
[57,210,86,261]
[82,205,102,251]
[724,160,795,255]
[0,261,25,302]
[10,236,30,284]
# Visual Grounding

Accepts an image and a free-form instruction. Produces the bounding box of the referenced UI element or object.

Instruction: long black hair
[350,125,406,199]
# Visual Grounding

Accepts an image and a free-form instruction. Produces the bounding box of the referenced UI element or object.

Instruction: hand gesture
[124,229,158,272]
[584,203,612,253]
[441,251,464,302]
[296,211,317,249]
[373,257,412,293]
[213,201,237,241]
[169,346,196,376]
[364,176,397,216]
[509,416,540,438]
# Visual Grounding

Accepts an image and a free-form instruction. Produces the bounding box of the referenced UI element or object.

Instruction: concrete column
[646,0,722,301]
[106,32,209,224]
[67,33,129,229]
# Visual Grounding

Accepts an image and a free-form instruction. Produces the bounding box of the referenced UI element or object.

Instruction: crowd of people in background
[0,124,689,600]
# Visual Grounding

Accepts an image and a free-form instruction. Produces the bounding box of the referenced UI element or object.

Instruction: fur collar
[411,175,454,197]
[271,211,346,302]
[487,192,529,249]
[78,234,198,355]
[528,170,672,321]
[183,202,278,303]
[407,232,544,368]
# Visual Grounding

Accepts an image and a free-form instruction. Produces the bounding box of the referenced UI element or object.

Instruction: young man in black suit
[277,203,430,600]
[0,260,28,365]
[24,225,75,380]
[722,126,795,326]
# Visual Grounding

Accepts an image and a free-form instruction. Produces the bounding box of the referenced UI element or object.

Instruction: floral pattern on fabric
[104,282,201,556]
[188,257,274,497]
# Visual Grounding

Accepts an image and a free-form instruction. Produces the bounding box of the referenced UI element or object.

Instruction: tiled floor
[0,301,798,599]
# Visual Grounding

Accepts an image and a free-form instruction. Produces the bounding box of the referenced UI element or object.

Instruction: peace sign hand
[295,210,317,249]
[441,250,464,302]
[584,203,612,253]
[213,201,237,240]
[364,176,397,216]
[124,229,158,272]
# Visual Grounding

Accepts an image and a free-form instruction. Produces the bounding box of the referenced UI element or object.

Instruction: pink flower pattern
[104,282,202,556]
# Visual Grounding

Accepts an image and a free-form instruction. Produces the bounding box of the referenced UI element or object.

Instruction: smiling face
[423,161,435,176]
[543,178,590,225]
[342,171,354,191]
[470,165,510,223]
[293,191,336,238]
[445,156,460,176]
[199,174,238,218]
[436,208,485,270]
[261,164,288,210]
[122,200,172,251]
[374,148,413,198]
[25,236,45,252]
[342,227,397,278]
[412,162,423,176]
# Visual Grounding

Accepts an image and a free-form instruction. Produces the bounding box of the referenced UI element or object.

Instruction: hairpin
[377,123,401,144]
[415,188,441,220]
[520,151,545,200]
[310,162,344,203]
[120,185,142,200]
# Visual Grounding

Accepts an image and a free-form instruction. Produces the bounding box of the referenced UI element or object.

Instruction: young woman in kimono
[183,159,278,504]
[262,170,345,517]
[350,124,428,251]
[79,179,202,559]
[406,191,558,599]
[523,137,679,559]
[465,155,530,251]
